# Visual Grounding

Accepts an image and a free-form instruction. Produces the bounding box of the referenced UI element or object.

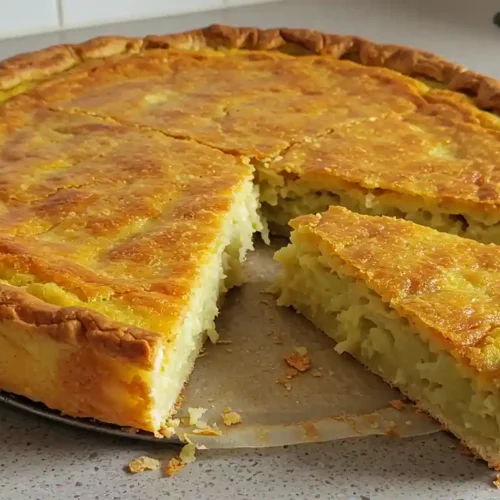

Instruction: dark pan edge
[0,391,181,445]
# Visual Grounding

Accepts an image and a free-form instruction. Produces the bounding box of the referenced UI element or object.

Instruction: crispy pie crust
[1,24,499,113]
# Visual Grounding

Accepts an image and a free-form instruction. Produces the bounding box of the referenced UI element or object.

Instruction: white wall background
[0,0,279,39]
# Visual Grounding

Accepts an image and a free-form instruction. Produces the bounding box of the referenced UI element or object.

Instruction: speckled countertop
[1,1,500,499]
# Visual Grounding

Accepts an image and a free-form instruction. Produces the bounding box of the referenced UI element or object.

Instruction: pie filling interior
[149,181,262,427]
[258,177,500,244]
[274,229,500,464]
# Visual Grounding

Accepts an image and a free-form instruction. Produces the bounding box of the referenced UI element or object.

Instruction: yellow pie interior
[0,25,500,464]
[275,206,500,468]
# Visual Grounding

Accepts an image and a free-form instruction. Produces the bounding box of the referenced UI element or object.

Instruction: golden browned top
[2,29,497,217]
[0,24,500,361]
[22,49,430,159]
[291,206,500,374]
[271,93,500,220]
[0,102,252,363]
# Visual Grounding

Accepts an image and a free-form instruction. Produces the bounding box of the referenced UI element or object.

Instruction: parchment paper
[176,238,440,449]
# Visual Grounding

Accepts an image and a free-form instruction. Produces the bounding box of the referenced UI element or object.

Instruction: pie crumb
[159,426,176,439]
[165,457,185,477]
[493,474,500,489]
[386,422,400,438]
[222,408,242,426]
[179,443,197,464]
[128,456,160,474]
[390,399,406,410]
[207,328,219,344]
[188,407,207,426]
[192,425,223,436]
[284,352,311,372]
[311,370,323,378]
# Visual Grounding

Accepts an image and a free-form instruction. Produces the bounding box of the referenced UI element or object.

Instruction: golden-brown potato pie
[1,25,500,464]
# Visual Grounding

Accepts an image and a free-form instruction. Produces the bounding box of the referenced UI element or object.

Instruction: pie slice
[0,103,262,431]
[274,206,500,467]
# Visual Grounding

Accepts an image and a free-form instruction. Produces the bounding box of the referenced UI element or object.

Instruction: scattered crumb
[285,367,298,379]
[449,444,456,450]
[165,457,185,477]
[207,397,215,403]
[223,406,232,413]
[273,334,284,345]
[222,408,242,426]
[128,456,160,474]
[295,346,308,356]
[311,370,323,378]
[493,474,500,489]
[405,420,412,426]
[192,425,223,436]
[217,339,232,345]
[363,414,380,429]
[159,426,176,439]
[390,399,406,411]
[386,422,400,438]
[179,443,197,464]
[284,382,292,391]
[159,418,180,438]
[188,407,207,426]
[207,328,219,344]
[226,348,233,353]
[121,427,139,435]
[284,352,311,372]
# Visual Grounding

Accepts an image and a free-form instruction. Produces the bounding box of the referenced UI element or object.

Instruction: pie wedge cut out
[0,25,500,463]
[275,206,500,467]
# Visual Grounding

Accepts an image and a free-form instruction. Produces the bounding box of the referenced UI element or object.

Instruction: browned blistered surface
[290,206,500,373]
[0,99,252,340]
[24,50,427,159]
[271,92,500,217]
[9,46,498,218]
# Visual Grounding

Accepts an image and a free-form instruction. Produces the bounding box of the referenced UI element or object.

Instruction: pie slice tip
[274,205,500,467]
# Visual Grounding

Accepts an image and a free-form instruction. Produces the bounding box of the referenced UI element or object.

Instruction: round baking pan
[0,391,181,444]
